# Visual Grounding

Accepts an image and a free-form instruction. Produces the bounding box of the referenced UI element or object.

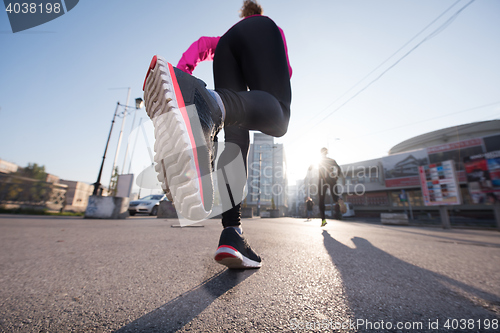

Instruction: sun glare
[285,139,326,185]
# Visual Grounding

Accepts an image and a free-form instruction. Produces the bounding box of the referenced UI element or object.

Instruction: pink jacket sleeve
[177,21,292,78]
[176,36,221,75]
[277,26,293,78]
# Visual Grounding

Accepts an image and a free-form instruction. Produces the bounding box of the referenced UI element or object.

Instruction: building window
[390,190,423,207]
[366,192,389,206]
[346,194,366,205]
[390,192,403,207]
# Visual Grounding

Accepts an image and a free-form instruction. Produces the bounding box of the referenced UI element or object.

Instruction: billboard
[383,149,429,188]
[463,150,500,204]
[427,138,484,184]
[418,160,461,206]
[383,138,485,188]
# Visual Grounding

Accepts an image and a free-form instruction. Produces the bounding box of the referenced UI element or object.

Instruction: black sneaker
[143,55,223,221]
[214,228,262,269]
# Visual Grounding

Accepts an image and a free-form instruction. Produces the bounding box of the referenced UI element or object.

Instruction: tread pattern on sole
[144,56,211,221]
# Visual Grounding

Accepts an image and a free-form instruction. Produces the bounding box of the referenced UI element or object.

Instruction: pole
[271,145,276,211]
[493,202,500,231]
[439,205,451,229]
[401,190,408,217]
[127,118,143,174]
[122,105,139,174]
[138,164,146,199]
[93,102,120,196]
[407,191,414,220]
[257,151,261,216]
[110,88,131,187]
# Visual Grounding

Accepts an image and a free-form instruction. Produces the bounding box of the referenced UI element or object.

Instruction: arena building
[311,120,500,225]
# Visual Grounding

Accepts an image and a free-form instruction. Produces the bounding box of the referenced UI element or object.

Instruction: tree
[19,163,47,181]
[0,163,49,203]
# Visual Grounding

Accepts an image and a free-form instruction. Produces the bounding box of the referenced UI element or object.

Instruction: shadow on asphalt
[365,225,500,248]
[322,231,500,327]
[116,269,256,333]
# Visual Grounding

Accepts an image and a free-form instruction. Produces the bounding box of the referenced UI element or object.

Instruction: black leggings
[318,178,340,221]
[213,16,292,227]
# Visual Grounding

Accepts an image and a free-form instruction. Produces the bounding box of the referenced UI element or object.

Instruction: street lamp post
[92,98,143,196]
[122,98,144,174]
[109,88,131,187]
[127,117,143,174]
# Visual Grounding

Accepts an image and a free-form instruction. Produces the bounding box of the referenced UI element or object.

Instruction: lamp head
[135,98,144,109]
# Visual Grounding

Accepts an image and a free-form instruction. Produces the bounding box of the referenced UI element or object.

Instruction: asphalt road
[0,215,499,332]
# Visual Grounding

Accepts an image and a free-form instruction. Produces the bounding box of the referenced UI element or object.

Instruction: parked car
[342,202,355,217]
[324,202,355,218]
[128,194,166,216]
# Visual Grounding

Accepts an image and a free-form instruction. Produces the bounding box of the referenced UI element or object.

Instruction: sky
[1,0,499,194]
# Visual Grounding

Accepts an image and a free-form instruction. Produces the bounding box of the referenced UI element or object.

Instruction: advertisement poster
[418,160,461,206]
[426,138,484,183]
[383,149,429,188]
[463,150,500,204]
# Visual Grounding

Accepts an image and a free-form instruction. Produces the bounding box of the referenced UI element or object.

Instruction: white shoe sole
[214,246,262,269]
[143,56,211,221]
